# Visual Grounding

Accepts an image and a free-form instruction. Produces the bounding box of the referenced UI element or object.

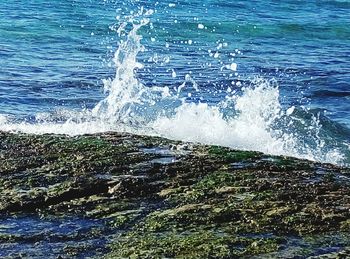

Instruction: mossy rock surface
[0,131,349,258]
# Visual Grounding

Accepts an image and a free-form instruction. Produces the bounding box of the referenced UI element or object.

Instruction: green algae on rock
[0,131,349,258]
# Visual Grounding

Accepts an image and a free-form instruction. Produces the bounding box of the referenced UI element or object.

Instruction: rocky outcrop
[0,131,349,258]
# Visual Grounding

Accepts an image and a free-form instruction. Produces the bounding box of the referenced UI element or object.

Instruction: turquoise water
[0,0,349,164]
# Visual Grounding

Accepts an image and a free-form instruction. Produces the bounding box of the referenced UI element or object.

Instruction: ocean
[0,0,349,165]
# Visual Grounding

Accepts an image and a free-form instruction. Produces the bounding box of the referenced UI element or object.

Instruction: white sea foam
[152,80,314,160]
[0,9,346,165]
[0,114,7,125]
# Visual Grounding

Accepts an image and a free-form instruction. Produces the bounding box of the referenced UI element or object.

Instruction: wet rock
[0,131,349,258]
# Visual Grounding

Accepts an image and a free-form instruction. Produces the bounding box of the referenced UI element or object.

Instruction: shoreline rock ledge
[0,131,349,258]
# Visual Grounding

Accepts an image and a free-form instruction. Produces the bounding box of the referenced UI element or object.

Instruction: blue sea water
[0,0,349,165]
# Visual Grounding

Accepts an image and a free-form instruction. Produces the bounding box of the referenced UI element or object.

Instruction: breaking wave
[0,8,349,166]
